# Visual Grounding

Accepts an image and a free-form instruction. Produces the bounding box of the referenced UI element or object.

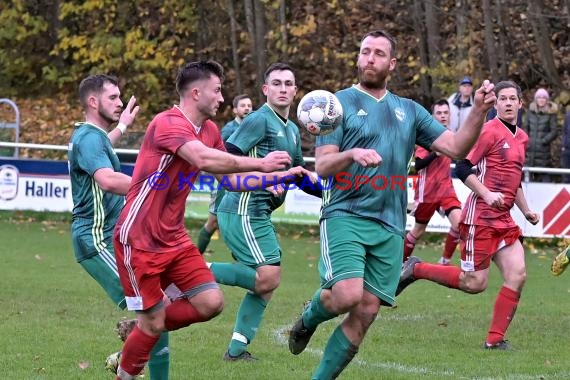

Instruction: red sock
[119,325,159,377]
[413,262,462,289]
[164,298,208,331]
[486,286,520,345]
[403,232,418,262]
[442,228,459,260]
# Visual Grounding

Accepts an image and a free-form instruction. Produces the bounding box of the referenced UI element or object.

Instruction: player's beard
[358,65,388,90]
[98,107,119,126]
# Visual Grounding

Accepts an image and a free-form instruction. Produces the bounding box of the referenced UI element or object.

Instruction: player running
[398,81,540,350]
[112,60,308,379]
[404,98,462,265]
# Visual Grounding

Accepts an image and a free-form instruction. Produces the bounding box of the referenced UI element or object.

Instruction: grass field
[1,211,569,380]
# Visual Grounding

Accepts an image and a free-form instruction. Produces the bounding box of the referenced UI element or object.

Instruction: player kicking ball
[397,81,540,350]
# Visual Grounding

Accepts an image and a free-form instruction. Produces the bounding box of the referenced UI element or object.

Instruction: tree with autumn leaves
[0,0,568,161]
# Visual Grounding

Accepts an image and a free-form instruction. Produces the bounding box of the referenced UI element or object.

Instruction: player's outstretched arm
[515,187,540,225]
[431,80,496,159]
[214,166,312,192]
[93,168,131,195]
[177,140,291,174]
[315,145,382,177]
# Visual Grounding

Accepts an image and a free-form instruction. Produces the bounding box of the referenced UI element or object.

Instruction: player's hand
[266,184,286,197]
[119,96,140,128]
[524,210,540,225]
[473,80,496,113]
[261,151,291,172]
[483,191,504,209]
[352,148,382,168]
[286,166,314,180]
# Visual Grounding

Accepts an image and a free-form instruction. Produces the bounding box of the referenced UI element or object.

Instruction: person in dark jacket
[562,109,570,183]
[524,88,558,182]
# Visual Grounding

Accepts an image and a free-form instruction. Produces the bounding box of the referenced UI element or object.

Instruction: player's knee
[140,319,166,336]
[200,291,224,318]
[505,268,526,290]
[256,276,280,294]
[332,288,363,313]
[255,266,281,294]
[462,274,487,294]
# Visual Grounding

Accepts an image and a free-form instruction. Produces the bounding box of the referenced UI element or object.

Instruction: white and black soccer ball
[296,90,343,136]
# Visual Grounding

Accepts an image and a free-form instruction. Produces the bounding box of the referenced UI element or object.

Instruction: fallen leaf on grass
[78,361,90,370]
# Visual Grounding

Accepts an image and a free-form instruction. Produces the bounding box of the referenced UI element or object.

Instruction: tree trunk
[527,0,562,86]
[279,0,288,59]
[455,0,469,63]
[412,0,431,107]
[482,0,498,82]
[244,0,266,100]
[495,0,508,79]
[253,0,267,97]
[425,0,440,101]
[227,0,242,93]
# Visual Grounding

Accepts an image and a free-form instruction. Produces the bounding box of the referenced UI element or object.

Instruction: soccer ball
[296,90,343,136]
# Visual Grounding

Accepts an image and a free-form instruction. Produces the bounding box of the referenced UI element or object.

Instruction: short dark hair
[233,94,251,108]
[361,30,397,58]
[263,62,294,83]
[430,98,449,113]
[176,60,225,96]
[494,80,522,100]
[78,74,118,109]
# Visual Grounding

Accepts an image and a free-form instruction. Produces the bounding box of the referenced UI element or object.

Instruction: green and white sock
[228,292,267,356]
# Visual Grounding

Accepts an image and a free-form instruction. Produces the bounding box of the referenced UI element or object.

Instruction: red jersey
[115,106,225,252]
[461,119,528,227]
[414,146,456,203]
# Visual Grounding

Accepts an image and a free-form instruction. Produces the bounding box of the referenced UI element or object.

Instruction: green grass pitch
[1,211,569,379]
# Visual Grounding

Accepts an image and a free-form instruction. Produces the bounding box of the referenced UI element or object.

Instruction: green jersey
[68,122,123,261]
[316,87,446,236]
[218,103,304,217]
[221,118,240,142]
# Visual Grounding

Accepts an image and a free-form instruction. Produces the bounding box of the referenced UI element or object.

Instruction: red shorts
[413,196,461,224]
[114,241,216,311]
[459,224,522,271]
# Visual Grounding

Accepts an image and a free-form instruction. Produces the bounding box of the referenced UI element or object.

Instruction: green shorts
[79,253,126,309]
[217,211,281,267]
[319,216,403,306]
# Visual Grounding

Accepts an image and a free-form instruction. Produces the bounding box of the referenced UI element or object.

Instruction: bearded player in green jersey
[68,74,170,379]
[288,30,497,380]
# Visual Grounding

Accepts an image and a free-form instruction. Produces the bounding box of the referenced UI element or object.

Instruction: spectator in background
[561,109,570,183]
[448,76,474,132]
[524,88,559,182]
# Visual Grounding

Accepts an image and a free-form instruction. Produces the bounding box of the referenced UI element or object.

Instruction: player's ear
[262,83,269,96]
[389,57,397,71]
[87,94,98,109]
